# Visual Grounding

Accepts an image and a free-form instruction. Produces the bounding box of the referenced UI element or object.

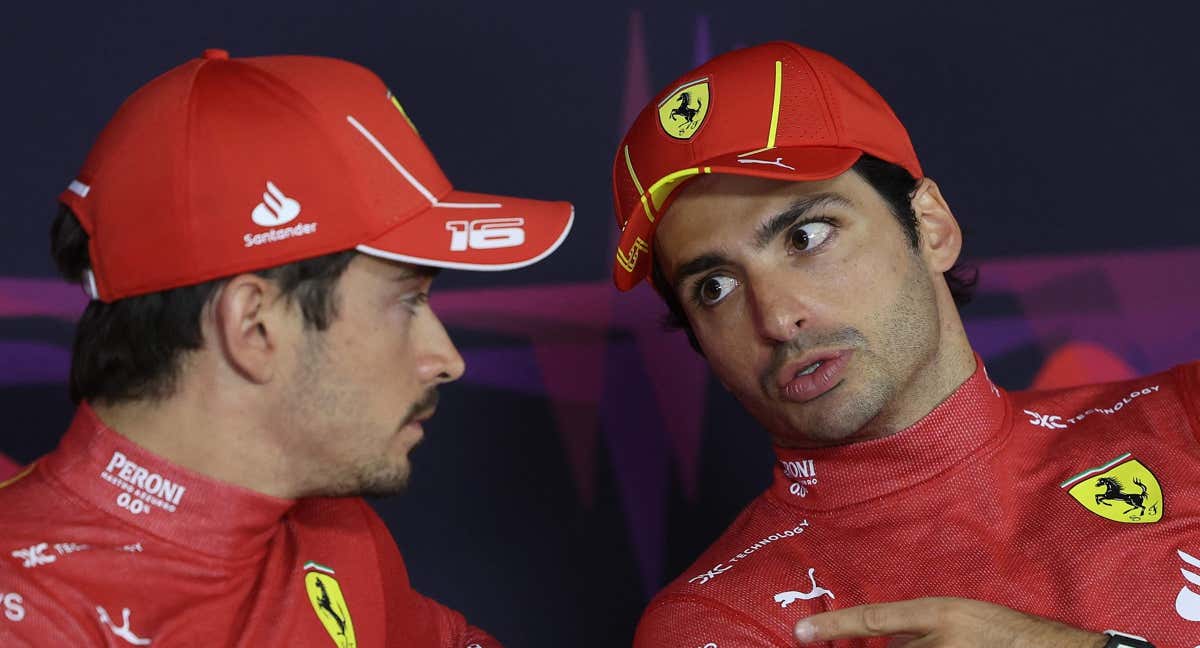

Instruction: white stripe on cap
[67,180,91,198]
[345,114,502,210]
[434,202,501,209]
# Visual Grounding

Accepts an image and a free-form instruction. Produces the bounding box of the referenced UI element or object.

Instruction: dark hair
[650,154,979,353]
[50,206,357,405]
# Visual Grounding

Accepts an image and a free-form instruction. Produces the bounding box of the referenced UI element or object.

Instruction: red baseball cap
[610,41,922,291]
[61,48,574,302]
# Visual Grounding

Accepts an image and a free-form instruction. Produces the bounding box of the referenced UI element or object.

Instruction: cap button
[202,48,230,60]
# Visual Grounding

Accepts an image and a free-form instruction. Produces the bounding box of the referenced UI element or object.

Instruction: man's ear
[910,177,962,273]
[209,274,288,384]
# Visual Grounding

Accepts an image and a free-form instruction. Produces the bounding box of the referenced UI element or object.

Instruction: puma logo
[96,606,151,645]
[773,567,835,607]
[737,156,796,171]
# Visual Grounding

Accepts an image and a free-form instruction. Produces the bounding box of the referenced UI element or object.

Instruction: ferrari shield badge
[658,78,710,140]
[304,562,357,647]
[1060,453,1162,524]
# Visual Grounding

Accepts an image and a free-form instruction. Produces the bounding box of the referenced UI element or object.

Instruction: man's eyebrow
[752,193,852,250]
[394,266,441,281]
[668,193,852,294]
[671,252,732,295]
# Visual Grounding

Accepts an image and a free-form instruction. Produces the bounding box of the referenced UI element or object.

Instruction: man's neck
[866,341,977,440]
[91,391,297,500]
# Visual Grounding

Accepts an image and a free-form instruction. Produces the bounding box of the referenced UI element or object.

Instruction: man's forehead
[669,171,853,212]
[658,172,856,255]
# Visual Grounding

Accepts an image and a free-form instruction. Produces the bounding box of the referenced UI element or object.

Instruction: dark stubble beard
[756,254,941,446]
[351,387,440,499]
[755,326,874,445]
[291,326,444,499]
[759,327,870,397]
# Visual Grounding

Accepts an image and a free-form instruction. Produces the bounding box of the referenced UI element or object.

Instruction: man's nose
[418,310,466,384]
[746,274,811,344]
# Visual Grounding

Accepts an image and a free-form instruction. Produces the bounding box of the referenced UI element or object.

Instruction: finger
[794,599,950,643]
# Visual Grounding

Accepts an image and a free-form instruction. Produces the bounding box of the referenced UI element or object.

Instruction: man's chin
[787,374,902,445]
[771,398,883,448]
[357,480,409,499]
[357,462,412,499]
[313,460,412,499]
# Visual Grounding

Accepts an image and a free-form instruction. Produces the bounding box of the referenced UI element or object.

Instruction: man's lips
[775,350,853,403]
[403,390,439,428]
[403,407,436,429]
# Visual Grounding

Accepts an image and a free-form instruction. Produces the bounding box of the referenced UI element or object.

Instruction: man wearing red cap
[613,42,1199,647]
[0,49,572,646]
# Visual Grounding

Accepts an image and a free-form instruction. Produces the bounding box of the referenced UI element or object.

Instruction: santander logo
[243,181,317,249]
[251,181,301,227]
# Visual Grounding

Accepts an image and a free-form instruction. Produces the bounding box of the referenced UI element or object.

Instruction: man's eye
[401,292,429,312]
[789,221,834,252]
[697,276,739,306]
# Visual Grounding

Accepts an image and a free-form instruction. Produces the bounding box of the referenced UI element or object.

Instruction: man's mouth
[403,390,439,427]
[775,350,853,403]
[795,360,824,377]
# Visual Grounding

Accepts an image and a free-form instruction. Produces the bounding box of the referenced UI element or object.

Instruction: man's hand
[792,597,1109,647]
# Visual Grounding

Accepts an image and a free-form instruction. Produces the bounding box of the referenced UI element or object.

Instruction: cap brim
[612,147,861,291]
[703,146,862,183]
[358,189,574,271]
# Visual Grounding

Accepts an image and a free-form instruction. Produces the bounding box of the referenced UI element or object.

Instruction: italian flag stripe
[303,561,335,575]
[1059,452,1132,489]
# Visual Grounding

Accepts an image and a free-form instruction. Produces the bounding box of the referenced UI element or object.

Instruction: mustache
[402,389,440,426]
[760,327,867,391]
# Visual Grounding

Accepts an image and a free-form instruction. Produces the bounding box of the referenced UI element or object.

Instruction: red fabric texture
[0,403,499,647]
[635,359,1200,647]
[0,454,19,483]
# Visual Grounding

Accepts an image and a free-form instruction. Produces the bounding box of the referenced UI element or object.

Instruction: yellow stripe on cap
[767,59,782,148]
[736,60,783,158]
[624,145,655,223]
[388,92,420,134]
[737,146,772,158]
[646,167,710,211]
[615,236,651,273]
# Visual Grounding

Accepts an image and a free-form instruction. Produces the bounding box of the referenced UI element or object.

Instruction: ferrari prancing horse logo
[657,78,710,140]
[1061,454,1163,524]
[304,562,357,648]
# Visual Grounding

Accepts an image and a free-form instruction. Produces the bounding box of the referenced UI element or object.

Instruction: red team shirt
[0,404,499,647]
[635,359,1200,647]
